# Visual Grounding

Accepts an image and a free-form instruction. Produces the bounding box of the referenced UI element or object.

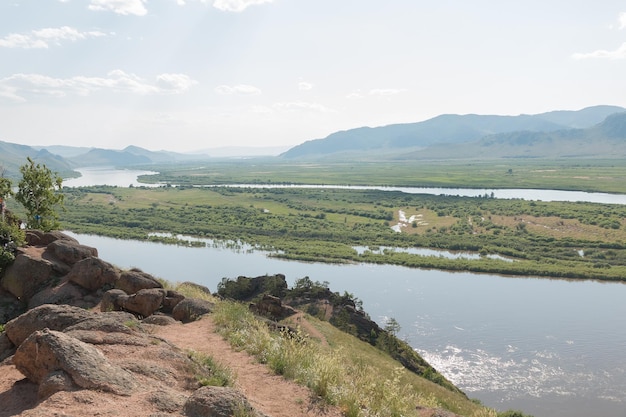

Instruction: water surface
[64,232,626,417]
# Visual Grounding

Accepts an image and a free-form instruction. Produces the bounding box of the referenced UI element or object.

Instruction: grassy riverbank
[140,158,626,194]
[59,184,626,281]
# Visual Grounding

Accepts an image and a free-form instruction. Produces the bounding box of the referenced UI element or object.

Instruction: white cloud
[88,0,148,16]
[0,71,197,101]
[273,101,334,113]
[0,26,107,49]
[212,0,274,12]
[572,42,626,60]
[298,81,313,91]
[620,12,626,30]
[368,88,406,96]
[215,84,261,95]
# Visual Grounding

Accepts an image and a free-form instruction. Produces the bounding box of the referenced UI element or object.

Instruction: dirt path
[153,316,343,417]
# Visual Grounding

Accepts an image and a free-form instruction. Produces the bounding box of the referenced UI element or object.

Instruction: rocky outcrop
[250,294,297,320]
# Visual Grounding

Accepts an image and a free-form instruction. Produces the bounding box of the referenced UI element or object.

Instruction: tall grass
[213,300,441,417]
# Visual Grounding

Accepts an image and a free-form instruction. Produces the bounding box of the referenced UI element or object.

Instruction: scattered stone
[148,389,188,413]
[172,298,214,323]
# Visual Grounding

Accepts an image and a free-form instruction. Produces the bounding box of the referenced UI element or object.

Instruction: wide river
[62,168,626,416]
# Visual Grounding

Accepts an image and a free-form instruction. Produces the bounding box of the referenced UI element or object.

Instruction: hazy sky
[1,1,625,152]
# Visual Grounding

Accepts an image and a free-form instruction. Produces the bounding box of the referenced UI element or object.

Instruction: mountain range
[1,105,626,179]
[281,105,626,159]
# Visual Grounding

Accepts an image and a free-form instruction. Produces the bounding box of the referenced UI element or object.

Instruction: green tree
[384,317,401,336]
[15,158,64,231]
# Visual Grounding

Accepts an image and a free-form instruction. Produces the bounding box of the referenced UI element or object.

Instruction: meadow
[59,158,626,282]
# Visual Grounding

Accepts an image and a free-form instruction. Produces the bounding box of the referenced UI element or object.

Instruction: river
[61,168,626,416]
[64,231,626,417]
[62,167,626,205]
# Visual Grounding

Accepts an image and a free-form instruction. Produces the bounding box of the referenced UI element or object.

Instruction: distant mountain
[281,105,626,159]
[400,111,626,160]
[69,148,152,166]
[0,141,75,179]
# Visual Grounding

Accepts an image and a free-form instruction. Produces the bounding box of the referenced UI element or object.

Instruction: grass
[187,350,235,387]
[210,299,490,417]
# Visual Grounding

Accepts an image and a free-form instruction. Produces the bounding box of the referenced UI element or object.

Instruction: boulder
[0,253,55,302]
[0,332,15,362]
[172,298,214,323]
[38,370,76,399]
[121,288,167,318]
[28,280,89,310]
[13,329,137,397]
[250,294,297,320]
[25,230,78,247]
[183,386,264,417]
[162,289,185,313]
[0,289,25,324]
[116,269,162,294]
[67,256,120,291]
[142,314,178,326]
[45,239,98,265]
[101,289,129,312]
[64,311,139,334]
[4,304,93,346]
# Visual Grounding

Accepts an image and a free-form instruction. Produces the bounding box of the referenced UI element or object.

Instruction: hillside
[401,111,626,160]
[0,231,500,417]
[0,142,75,179]
[281,105,625,159]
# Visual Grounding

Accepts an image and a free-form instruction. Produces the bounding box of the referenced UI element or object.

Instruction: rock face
[13,329,137,398]
[250,294,297,320]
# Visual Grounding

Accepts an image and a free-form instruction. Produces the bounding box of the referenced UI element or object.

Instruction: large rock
[183,386,264,417]
[162,289,185,313]
[250,294,297,320]
[45,239,98,265]
[101,289,129,312]
[13,329,137,397]
[28,280,89,310]
[172,298,214,323]
[121,288,166,318]
[4,304,93,346]
[115,269,162,294]
[25,230,78,247]
[0,332,14,362]
[0,289,25,324]
[0,253,55,302]
[67,256,120,291]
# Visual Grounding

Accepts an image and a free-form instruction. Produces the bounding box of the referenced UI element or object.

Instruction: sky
[1,0,626,153]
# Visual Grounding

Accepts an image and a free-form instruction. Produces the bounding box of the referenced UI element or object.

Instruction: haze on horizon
[1,0,625,153]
